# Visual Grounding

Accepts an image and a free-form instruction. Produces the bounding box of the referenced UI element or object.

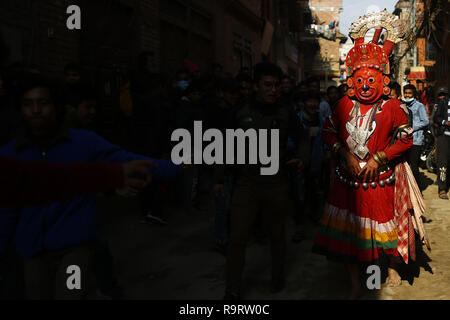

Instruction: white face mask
[403,98,415,104]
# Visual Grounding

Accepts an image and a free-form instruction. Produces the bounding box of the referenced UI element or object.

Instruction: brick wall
[309,0,343,85]
[309,0,342,25]
[309,0,343,7]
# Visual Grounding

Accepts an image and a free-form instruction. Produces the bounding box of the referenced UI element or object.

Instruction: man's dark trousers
[437,135,450,192]
[226,182,289,294]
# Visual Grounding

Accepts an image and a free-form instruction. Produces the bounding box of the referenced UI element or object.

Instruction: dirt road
[99,171,448,300]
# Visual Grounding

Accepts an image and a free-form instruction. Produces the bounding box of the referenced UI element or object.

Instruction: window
[426,40,437,62]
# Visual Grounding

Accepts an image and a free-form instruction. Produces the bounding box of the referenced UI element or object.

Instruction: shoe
[439,191,449,200]
[223,291,241,300]
[141,214,168,226]
[270,279,285,294]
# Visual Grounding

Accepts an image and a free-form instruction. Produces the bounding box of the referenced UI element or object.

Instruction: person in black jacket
[433,87,450,199]
[218,63,310,300]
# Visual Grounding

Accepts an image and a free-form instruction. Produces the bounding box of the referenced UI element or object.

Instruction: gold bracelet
[378,152,388,165]
[374,151,388,166]
[373,153,383,165]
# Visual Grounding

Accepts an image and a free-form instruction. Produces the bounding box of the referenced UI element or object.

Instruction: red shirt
[0,156,124,208]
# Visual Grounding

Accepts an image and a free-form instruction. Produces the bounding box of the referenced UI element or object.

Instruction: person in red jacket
[0,156,156,208]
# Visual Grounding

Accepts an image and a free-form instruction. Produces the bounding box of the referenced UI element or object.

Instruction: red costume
[313,10,417,264]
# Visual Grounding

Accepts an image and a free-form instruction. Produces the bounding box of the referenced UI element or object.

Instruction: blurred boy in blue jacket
[0,76,182,299]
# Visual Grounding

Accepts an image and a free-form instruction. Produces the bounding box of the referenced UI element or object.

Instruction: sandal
[439,191,449,200]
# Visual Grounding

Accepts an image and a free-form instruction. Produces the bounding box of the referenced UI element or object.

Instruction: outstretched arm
[1,156,123,208]
[91,132,183,181]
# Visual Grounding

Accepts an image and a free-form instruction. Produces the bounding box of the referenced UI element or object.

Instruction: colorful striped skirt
[313,172,400,264]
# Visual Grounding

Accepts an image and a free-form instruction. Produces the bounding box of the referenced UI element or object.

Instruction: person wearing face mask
[176,69,191,93]
[403,84,429,191]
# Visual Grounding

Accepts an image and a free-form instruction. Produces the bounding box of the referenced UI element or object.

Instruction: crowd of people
[388,81,450,198]
[0,48,449,300]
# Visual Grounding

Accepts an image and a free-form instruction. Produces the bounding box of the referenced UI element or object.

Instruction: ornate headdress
[346,10,405,101]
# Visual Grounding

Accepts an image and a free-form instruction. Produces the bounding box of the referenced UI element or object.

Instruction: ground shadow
[401,243,433,286]
[420,172,435,192]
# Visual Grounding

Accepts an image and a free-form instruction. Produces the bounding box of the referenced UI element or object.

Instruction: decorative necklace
[346,101,381,160]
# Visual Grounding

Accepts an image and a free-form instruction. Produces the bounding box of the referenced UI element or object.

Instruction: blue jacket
[0,129,182,258]
[406,99,429,146]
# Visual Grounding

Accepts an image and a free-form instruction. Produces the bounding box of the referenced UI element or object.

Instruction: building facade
[0,0,319,137]
[307,0,346,89]
[392,0,448,93]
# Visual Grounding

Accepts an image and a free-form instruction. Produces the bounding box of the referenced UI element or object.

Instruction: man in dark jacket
[218,63,310,300]
[0,76,182,299]
[433,87,450,199]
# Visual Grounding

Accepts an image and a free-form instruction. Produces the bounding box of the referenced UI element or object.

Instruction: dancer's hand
[359,158,380,182]
[343,151,361,178]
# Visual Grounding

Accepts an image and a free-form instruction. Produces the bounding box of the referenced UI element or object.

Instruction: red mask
[344,10,405,104]
[346,42,392,105]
